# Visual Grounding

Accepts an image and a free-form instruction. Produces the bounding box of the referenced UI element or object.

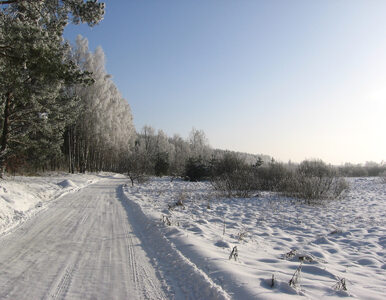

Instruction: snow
[0,176,168,299]
[0,174,384,299]
[123,177,386,299]
[0,172,101,236]
[0,174,230,299]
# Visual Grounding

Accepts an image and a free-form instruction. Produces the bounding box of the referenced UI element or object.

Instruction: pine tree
[0,0,104,176]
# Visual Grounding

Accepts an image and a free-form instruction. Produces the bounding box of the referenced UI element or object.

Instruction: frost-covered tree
[168,134,191,178]
[67,35,135,173]
[153,130,173,176]
[189,128,210,160]
[131,125,157,174]
[0,0,104,176]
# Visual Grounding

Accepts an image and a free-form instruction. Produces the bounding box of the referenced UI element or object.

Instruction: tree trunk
[0,92,12,178]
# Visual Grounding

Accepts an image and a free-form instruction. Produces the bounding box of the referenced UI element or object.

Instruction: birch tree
[68,35,135,173]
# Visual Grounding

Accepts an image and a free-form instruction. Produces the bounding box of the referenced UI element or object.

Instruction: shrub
[254,161,291,191]
[338,165,368,177]
[209,156,349,202]
[127,151,149,186]
[332,177,349,196]
[127,171,149,186]
[285,160,348,202]
[184,157,210,181]
[210,152,245,177]
[380,171,386,183]
[210,153,257,197]
[211,168,256,198]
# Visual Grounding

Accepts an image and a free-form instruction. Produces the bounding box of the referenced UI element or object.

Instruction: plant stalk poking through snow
[162,215,171,226]
[271,274,275,288]
[283,249,297,260]
[289,261,303,287]
[333,277,347,291]
[237,228,248,241]
[229,246,238,261]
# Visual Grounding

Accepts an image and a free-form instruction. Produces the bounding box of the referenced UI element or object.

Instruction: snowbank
[0,173,101,236]
[123,177,386,299]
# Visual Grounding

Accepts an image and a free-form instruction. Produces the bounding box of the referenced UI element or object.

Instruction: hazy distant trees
[125,126,230,182]
[338,162,386,177]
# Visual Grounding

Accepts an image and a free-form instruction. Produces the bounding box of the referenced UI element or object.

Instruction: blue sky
[64,0,386,165]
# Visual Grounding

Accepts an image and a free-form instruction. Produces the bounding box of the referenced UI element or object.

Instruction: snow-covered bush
[127,147,149,186]
[210,152,245,176]
[284,160,348,202]
[380,171,386,183]
[254,161,291,191]
[211,168,256,198]
[210,153,256,197]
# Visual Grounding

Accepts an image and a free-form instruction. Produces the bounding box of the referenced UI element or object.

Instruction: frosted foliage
[189,128,210,159]
[169,134,191,175]
[72,35,135,167]
[156,130,172,154]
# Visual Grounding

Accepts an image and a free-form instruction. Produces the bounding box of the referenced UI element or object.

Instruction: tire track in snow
[49,261,75,299]
[118,184,231,300]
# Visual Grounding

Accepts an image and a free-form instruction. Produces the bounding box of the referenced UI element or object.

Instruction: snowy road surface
[0,178,167,300]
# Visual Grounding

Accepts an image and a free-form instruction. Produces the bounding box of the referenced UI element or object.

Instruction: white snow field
[0,174,229,300]
[123,177,386,300]
[0,174,384,299]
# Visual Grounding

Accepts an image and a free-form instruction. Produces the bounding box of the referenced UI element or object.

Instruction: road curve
[0,177,167,300]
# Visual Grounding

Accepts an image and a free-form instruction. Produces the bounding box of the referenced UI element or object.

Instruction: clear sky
[64,0,386,165]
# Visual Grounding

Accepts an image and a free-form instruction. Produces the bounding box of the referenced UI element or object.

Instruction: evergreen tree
[154,152,169,176]
[0,0,104,176]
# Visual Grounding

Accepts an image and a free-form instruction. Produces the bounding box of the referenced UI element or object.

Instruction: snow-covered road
[0,178,167,299]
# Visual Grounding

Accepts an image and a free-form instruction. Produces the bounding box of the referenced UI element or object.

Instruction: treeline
[0,1,108,177]
[0,0,267,179]
[63,36,135,174]
[0,1,139,176]
[1,32,135,175]
[124,140,351,202]
[183,154,349,202]
[125,125,270,185]
[182,154,385,201]
[1,1,383,189]
[337,162,386,177]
